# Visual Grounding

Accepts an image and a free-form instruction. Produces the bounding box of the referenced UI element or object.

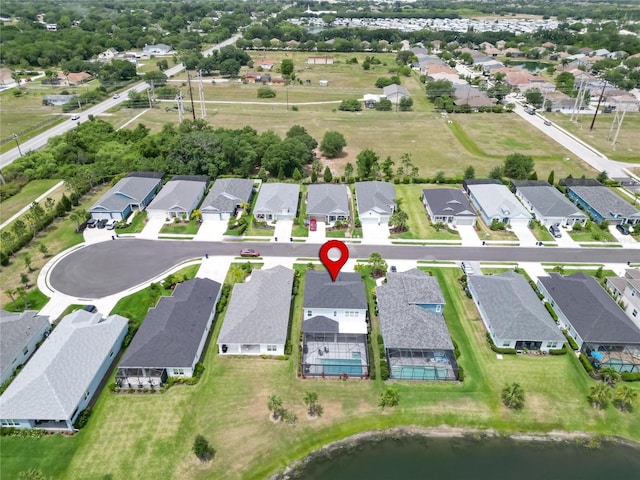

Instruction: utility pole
[176,91,185,123]
[570,80,585,123]
[12,133,23,157]
[146,88,152,109]
[186,72,197,121]
[607,108,627,149]
[198,70,206,119]
[149,80,155,101]
[589,80,607,131]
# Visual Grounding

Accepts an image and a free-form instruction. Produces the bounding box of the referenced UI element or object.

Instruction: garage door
[202,212,221,221]
[360,215,379,224]
[455,217,476,226]
[509,218,530,226]
[91,213,111,220]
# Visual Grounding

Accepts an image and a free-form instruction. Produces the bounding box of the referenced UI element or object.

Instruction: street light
[12,133,22,157]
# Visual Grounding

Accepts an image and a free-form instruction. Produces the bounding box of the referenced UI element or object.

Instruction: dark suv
[86,218,98,228]
[616,223,631,235]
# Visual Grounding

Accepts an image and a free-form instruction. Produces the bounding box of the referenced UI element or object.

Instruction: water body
[510,61,552,74]
[299,436,640,479]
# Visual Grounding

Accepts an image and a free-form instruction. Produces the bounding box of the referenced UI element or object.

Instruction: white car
[105,219,118,230]
[113,94,120,99]
[71,114,80,121]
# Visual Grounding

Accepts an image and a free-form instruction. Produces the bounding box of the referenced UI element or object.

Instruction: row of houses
[90,175,399,227]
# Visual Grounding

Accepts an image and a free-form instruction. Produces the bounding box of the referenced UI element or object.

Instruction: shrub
[379,359,390,380]
[579,353,595,373]
[621,372,640,382]
[193,434,215,461]
[257,86,276,98]
[73,407,92,429]
[486,332,516,354]
[563,331,579,351]
[379,386,400,408]
[452,338,461,359]
[549,344,567,355]
[544,302,558,321]
[457,365,465,381]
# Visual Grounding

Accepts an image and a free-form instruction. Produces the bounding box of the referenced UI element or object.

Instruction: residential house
[98,48,119,61]
[146,175,208,220]
[503,47,525,58]
[0,310,50,385]
[253,183,300,222]
[301,271,369,377]
[539,273,640,373]
[463,180,532,227]
[355,181,396,224]
[453,85,494,108]
[271,76,286,86]
[256,59,274,70]
[512,180,587,227]
[377,269,459,380]
[545,91,576,111]
[564,178,640,225]
[57,71,92,86]
[200,178,254,221]
[116,278,222,388]
[217,266,294,356]
[0,311,128,431]
[307,56,334,65]
[307,184,350,224]
[468,271,565,352]
[608,94,640,112]
[421,188,477,226]
[143,44,171,55]
[243,72,260,83]
[90,172,163,221]
[606,269,640,329]
[383,84,410,104]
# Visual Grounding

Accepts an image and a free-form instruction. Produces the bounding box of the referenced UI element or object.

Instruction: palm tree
[303,391,322,417]
[501,382,525,410]
[588,383,612,409]
[22,253,32,272]
[15,286,28,310]
[5,288,17,306]
[389,210,409,232]
[615,385,637,412]
[190,209,202,223]
[599,366,620,387]
[267,394,283,421]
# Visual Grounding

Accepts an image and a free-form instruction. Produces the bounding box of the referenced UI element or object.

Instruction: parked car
[544,120,552,126]
[97,219,108,229]
[461,262,474,275]
[113,94,120,99]
[309,218,317,231]
[549,224,562,238]
[389,265,397,273]
[240,248,260,257]
[86,218,98,228]
[106,219,117,230]
[71,114,80,121]
[616,223,631,235]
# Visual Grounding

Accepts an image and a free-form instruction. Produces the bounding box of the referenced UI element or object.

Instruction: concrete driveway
[456,225,482,246]
[83,227,115,244]
[308,221,327,243]
[139,217,165,239]
[361,222,390,244]
[554,227,580,248]
[194,220,227,241]
[609,225,640,248]
[273,220,293,242]
[510,225,538,247]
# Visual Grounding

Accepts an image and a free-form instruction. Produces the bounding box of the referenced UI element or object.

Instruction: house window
[84,390,90,400]
[173,368,184,375]
[436,305,442,313]
[1,419,19,427]
[502,341,510,347]
[633,309,638,318]
[267,345,277,352]
[307,310,312,317]
[547,342,558,348]
[22,346,28,356]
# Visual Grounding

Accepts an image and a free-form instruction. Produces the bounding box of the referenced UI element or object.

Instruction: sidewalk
[0,180,65,230]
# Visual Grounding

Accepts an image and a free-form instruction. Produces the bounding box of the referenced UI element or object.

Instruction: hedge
[621,372,640,382]
[562,330,579,351]
[544,302,558,321]
[548,344,567,355]
[579,353,594,373]
[485,332,517,355]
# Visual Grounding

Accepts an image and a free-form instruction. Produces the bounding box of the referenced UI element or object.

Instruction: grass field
[0,179,62,223]
[2,266,638,480]
[159,218,201,235]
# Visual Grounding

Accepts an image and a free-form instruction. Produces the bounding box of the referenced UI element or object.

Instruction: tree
[597,170,608,184]
[614,385,637,412]
[5,289,17,306]
[257,87,276,98]
[323,166,333,183]
[375,98,393,111]
[156,59,169,71]
[320,131,346,158]
[555,71,575,95]
[267,394,283,421]
[399,97,413,111]
[599,366,621,387]
[16,286,28,309]
[292,168,302,181]
[303,391,323,417]
[588,383,612,409]
[389,210,408,233]
[488,165,504,180]
[190,210,202,223]
[503,153,534,180]
[286,125,317,150]
[366,252,388,278]
[338,99,362,112]
[463,166,476,180]
[425,79,454,102]
[356,149,379,180]
[280,59,294,77]
[525,88,544,108]
[143,71,168,87]
[379,386,400,409]
[38,242,49,257]
[22,253,32,272]
[501,382,525,410]
[344,162,354,182]
[193,435,215,462]
[547,170,555,185]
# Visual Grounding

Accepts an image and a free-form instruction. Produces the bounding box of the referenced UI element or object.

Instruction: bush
[452,338,461,359]
[257,86,276,98]
[379,359,390,380]
[579,353,595,373]
[73,407,92,429]
[621,372,640,382]
[457,365,465,381]
[544,302,558,321]
[486,332,516,354]
[548,344,567,355]
[193,434,215,461]
[563,330,579,351]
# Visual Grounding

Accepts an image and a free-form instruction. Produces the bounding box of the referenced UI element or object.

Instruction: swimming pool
[391,366,450,380]
[319,358,366,376]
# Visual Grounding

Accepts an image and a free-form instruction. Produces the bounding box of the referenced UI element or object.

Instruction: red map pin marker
[319,240,349,282]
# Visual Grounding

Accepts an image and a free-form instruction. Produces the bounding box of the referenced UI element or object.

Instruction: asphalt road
[0,34,241,168]
[50,239,638,298]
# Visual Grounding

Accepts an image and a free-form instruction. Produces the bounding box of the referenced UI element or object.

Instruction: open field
[0,179,62,223]
[2,266,638,480]
[548,111,640,164]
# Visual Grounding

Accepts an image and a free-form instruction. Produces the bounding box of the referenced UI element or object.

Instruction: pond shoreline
[268,425,640,480]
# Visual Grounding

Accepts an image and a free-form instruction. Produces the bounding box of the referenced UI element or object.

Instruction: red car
[240,248,260,257]
[309,218,317,231]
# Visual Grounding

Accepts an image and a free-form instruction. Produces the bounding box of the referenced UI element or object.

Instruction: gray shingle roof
[201,178,254,214]
[567,184,640,220]
[307,184,349,217]
[0,311,127,421]
[147,179,207,212]
[302,316,339,333]
[217,266,294,345]
[0,309,50,374]
[468,271,565,342]
[422,188,477,217]
[467,183,532,220]
[119,278,221,369]
[90,176,161,213]
[303,271,367,310]
[513,181,587,219]
[539,273,640,344]
[377,269,453,350]
[383,84,409,97]
[355,181,396,216]
[253,183,300,216]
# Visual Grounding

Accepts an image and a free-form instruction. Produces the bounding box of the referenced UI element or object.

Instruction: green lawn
[4,266,639,480]
[159,219,200,235]
[529,221,555,242]
[568,223,616,242]
[245,218,275,237]
[0,179,62,223]
[115,210,148,234]
[3,287,49,312]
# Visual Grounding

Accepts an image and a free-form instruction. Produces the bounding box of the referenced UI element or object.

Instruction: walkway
[0,180,64,230]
